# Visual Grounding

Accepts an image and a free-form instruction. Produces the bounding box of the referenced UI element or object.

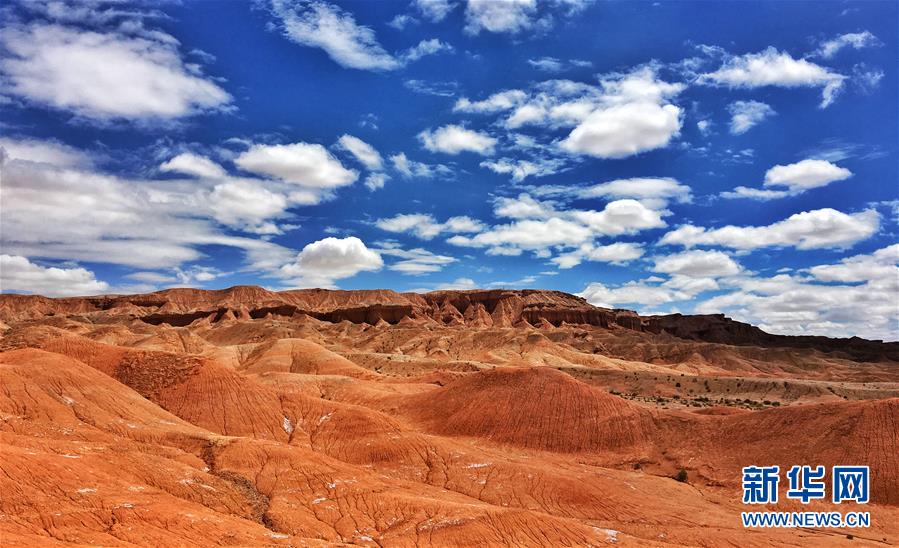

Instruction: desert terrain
[0,286,897,546]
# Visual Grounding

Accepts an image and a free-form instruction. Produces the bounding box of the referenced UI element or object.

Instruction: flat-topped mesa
[1,286,896,359]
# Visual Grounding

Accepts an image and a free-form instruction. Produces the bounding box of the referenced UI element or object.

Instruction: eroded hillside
[1,287,897,546]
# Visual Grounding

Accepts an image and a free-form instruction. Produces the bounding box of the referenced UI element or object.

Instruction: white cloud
[560,67,685,158]
[562,102,683,158]
[337,134,383,170]
[389,152,450,178]
[269,0,450,70]
[652,249,742,278]
[400,38,454,63]
[660,208,880,251]
[387,14,418,30]
[418,125,497,155]
[235,142,358,188]
[480,157,566,182]
[494,194,555,219]
[763,159,852,192]
[375,213,485,239]
[575,177,691,209]
[454,68,683,161]
[528,56,565,72]
[454,89,528,114]
[0,22,230,121]
[464,0,538,34]
[270,0,399,70]
[696,245,898,340]
[807,244,898,283]
[721,159,852,201]
[728,100,775,134]
[816,31,882,59]
[580,280,687,309]
[720,186,791,201]
[379,246,457,275]
[208,180,289,234]
[0,137,298,270]
[279,236,382,287]
[436,277,478,290]
[404,79,459,97]
[0,137,94,169]
[569,199,667,236]
[1,255,109,297]
[414,0,458,22]
[696,119,712,136]
[447,216,593,252]
[446,194,666,260]
[552,242,644,268]
[698,47,846,108]
[364,172,390,191]
[160,153,227,179]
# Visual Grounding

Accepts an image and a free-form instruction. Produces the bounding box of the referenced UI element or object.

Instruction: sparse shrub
[674,468,688,482]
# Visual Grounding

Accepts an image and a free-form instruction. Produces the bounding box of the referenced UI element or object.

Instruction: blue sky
[0,0,897,339]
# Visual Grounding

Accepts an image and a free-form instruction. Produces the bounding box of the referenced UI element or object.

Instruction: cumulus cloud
[721,159,852,201]
[235,142,357,188]
[375,213,485,240]
[808,243,898,283]
[652,249,742,278]
[0,137,299,270]
[720,186,792,201]
[454,67,683,161]
[464,0,538,35]
[447,194,665,257]
[580,280,688,309]
[454,89,529,114]
[160,153,227,179]
[400,38,454,63]
[448,217,593,252]
[269,0,450,70]
[279,236,382,287]
[815,31,882,59]
[414,0,458,22]
[728,100,775,134]
[480,157,567,181]
[1,254,109,297]
[562,102,682,158]
[0,137,95,169]
[418,125,497,155]
[568,199,667,236]
[552,242,645,268]
[696,245,898,340]
[560,66,685,158]
[337,134,383,170]
[763,159,852,192]
[698,47,846,108]
[570,177,691,209]
[0,22,230,121]
[660,208,880,251]
[389,152,450,178]
[578,251,743,311]
[207,180,289,234]
[364,172,390,191]
[378,246,457,275]
[454,69,685,158]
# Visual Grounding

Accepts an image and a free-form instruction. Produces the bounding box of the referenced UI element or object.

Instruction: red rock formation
[2,286,898,546]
